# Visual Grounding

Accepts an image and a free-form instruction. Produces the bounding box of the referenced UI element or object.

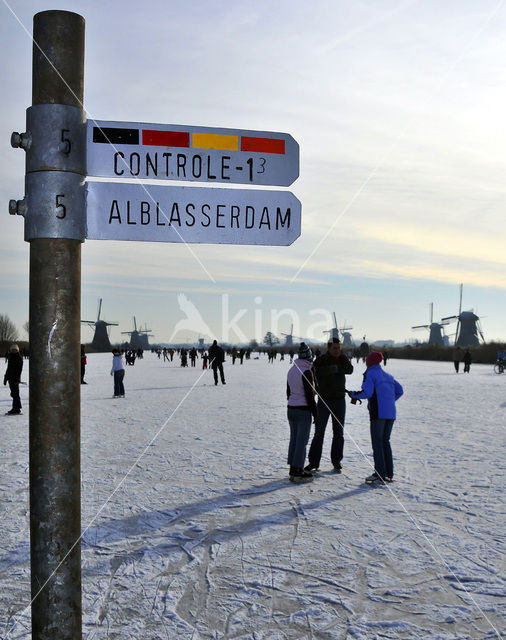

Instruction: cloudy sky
[1,0,505,345]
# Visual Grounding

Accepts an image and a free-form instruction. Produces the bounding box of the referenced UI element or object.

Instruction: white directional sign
[86,120,299,187]
[86,182,301,246]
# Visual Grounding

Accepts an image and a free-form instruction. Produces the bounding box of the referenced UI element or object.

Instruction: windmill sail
[329,313,339,341]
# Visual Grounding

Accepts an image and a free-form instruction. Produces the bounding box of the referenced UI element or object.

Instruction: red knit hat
[366,351,383,367]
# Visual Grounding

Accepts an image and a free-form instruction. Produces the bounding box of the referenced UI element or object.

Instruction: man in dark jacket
[4,343,23,415]
[305,337,353,473]
[208,340,226,385]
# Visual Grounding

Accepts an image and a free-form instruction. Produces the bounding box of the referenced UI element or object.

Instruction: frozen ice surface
[0,355,504,639]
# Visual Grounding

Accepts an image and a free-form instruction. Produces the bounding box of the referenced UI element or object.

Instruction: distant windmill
[281,324,294,346]
[121,317,154,350]
[441,284,485,346]
[411,303,450,346]
[281,323,316,347]
[341,330,354,347]
[323,312,353,346]
[81,298,118,352]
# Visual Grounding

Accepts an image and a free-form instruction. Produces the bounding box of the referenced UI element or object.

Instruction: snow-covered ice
[0,354,504,639]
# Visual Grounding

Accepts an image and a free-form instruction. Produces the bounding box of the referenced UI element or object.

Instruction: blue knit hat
[298,342,313,361]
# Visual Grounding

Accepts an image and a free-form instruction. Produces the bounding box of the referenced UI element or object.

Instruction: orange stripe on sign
[241,136,285,154]
[192,133,238,151]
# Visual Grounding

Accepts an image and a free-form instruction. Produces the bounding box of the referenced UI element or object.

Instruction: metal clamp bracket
[23,104,86,174]
[23,171,86,241]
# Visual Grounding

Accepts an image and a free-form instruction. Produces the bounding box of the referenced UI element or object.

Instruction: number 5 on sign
[56,194,66,219]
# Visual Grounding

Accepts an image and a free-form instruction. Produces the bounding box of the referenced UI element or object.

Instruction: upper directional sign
[86,120,299,186]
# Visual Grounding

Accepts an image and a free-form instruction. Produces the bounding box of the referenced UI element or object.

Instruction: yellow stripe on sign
[192,133,238,151]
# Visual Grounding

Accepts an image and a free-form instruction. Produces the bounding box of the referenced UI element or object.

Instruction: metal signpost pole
[10,10,85,639]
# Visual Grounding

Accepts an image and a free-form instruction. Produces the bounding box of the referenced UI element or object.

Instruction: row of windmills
[412,284,485,347]
[81,299,153,351]
[280,286,485,350]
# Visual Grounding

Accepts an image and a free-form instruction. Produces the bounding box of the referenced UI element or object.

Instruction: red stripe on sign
[142,130,190,147]
[241,136,285,154]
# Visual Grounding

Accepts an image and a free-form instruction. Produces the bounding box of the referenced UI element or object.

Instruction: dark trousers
[308,397,346,468]
[113,370,125,396]
[9,381,21,411]
[370,418,394,479]
[212,362,225,384]
[454,361,460,373]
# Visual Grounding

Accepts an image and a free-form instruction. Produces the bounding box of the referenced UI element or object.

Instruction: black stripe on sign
[93,127,139,144]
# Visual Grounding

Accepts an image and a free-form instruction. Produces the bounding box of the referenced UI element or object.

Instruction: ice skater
[305,337,353,474]
[453,347,463,373]
[81,345,87,384]
[209,340,226,385]
[111,348,125,398]
[463,349,472,373]
[350,352,403,484]
[3,343,23,415]
[286,343,317,483]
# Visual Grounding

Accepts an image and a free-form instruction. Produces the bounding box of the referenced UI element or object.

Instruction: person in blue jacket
[351,351,403,484]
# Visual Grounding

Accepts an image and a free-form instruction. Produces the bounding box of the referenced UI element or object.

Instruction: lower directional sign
[86,182,301,246]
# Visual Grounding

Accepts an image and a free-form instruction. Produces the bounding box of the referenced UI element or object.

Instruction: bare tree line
[0,314,28,343]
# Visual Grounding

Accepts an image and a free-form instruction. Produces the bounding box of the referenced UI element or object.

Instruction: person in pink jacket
[286,343,317,483]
